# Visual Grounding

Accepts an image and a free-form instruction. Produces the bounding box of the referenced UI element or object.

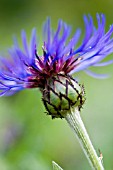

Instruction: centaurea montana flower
[0,14,113,118]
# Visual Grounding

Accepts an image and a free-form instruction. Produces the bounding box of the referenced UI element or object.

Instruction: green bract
[42,74,85,118]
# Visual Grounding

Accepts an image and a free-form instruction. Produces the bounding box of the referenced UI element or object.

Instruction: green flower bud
[42,74,85,119]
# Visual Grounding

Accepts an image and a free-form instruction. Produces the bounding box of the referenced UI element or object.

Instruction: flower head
[0,14,113,97]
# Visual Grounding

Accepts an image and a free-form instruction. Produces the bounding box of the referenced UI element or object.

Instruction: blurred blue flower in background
[0,13,113,96]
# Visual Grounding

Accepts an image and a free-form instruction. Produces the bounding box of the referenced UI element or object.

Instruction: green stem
[64,107,104,170]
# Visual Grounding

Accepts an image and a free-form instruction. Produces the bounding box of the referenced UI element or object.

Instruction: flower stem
[64,107,104,170]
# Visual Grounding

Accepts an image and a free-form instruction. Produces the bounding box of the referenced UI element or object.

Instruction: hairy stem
[64,107,104,170]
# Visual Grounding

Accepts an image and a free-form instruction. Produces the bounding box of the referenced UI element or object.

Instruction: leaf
[52,161,63,170]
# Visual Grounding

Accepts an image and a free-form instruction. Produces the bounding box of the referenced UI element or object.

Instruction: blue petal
[84,69,110,79]
[21,30,30,58]
[30,28,37,59]
[94,60,113,66]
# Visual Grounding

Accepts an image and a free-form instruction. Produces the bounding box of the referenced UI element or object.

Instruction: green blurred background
[0,0,113,169]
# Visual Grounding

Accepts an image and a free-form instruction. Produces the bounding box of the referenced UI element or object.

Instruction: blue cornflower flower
[0,14,113,97]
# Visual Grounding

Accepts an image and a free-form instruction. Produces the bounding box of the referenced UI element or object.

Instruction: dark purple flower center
[26,48,80,89]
